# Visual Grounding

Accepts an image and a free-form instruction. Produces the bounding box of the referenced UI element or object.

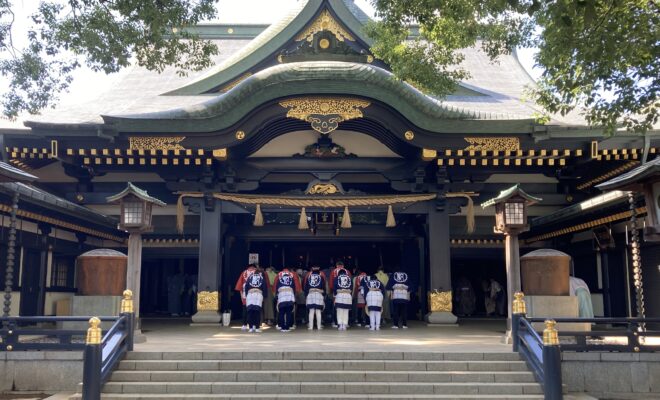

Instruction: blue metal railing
[513,312,660,400]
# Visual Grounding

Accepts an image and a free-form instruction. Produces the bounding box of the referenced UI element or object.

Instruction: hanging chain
[628,192,646,331]
[3,191,19,318]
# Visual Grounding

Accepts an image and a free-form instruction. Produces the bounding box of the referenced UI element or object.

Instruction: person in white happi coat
[304,265,327,330]
[362,275,385,330]
[333,269,353,330]
[243,269,267,333]
[387,271,413,329]
[276,268,301,332]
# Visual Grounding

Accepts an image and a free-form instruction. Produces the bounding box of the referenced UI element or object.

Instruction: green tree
[0,0,218,118]
[367,0,659,133]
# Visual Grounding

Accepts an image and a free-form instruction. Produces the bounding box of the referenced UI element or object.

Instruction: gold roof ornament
[129,136,185,151]
[279,97,370,134]
[307,183,340,195]
[295,9,355,43]
[464,137,520,152]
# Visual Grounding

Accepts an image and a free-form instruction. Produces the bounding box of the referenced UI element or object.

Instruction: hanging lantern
[298,207,309,230]
[386,205,396,228]
[341,206,352,229]
[253,204,264,227]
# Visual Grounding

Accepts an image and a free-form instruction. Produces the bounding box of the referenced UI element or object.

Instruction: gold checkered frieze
[435,148,578,167]
[60,147,226,167]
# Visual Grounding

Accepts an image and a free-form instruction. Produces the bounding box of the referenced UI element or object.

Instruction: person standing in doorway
[388,270,412,329]
[489,278,506,317]
[263,266,277,325]
[234,264,257,330]
[304,265,326,330]
[329,261,351,328]
[363,274,385,330]
[353,269,368,327]
[244,268,267,333]
[333,269,353,330]
[276,267,300,332]
[375,266,390,325]
[570,275,594,318]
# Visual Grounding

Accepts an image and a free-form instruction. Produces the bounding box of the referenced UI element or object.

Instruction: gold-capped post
[86,317,102,345]
[543,319,560,346]
[121,289,134,314]
[512,291,526,315]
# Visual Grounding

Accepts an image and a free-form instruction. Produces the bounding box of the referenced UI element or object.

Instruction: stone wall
[0,351,82,393]
[561,352,660,398]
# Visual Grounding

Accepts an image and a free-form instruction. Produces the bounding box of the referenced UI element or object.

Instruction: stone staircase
[72,351,544,399]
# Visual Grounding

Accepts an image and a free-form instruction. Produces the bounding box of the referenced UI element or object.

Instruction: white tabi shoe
[402,325,409,329]
[369,327,375,331]
[376,326,380,331]
[241,325,248,331]
[248,328,254,333]
[255,329,262,333]
[391,326,399,329]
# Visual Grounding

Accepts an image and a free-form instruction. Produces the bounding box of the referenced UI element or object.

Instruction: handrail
[81,289,135,400]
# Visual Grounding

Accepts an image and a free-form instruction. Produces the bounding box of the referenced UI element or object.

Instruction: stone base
[525,295,591,332]
[191,310,221,325]
[134,330,147,343]
[425,311,458,325]
[61,295,121,331]
[501,331,513,344]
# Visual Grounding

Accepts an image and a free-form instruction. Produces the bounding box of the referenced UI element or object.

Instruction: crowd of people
[234,261,416,333]
[453,276,507,317]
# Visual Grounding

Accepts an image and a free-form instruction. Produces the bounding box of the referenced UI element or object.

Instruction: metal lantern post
[107,183,165,336]
[482,184,541,342]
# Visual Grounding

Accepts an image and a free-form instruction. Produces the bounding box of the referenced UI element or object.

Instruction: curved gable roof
[167,0,372,96]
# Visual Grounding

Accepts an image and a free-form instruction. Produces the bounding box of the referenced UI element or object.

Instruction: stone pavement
[137,319,511,353]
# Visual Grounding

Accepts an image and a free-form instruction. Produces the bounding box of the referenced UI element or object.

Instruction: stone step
[109,370,536,383]
[124,352,521,362]
[100,382,543,396]
[118,359,529,372]
[71,394,545,399]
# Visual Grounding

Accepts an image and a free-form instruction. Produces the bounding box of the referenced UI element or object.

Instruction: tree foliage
[367,0,659,133]
[0,0,218,118]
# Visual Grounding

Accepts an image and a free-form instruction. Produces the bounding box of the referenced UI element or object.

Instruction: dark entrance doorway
[451,248,506,318]
[140,257,199,318]
[19,249,44,316]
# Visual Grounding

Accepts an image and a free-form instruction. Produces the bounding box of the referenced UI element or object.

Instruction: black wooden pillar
[192,196,223,323]
[425,202,457,324]
[36,223,51,316]
[598,248,612,317]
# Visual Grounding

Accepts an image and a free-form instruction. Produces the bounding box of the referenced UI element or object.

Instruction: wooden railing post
[82,317,102,400]
[120,289,135,352]
[512,291,526,352]
[542,319,563,400]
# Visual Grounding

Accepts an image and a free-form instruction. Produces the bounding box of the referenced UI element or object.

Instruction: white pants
[308,309,322,329]
[336,308,349,326]
[369,310,382,329]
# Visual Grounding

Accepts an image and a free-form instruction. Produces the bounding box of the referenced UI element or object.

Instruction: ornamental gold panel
[464,137,520,152]
[428,290,452,313]
[279,97,370,134]
[197,291,220,311]
[295,9,355,43]
[129,136,186,151]
[307,183,340,195]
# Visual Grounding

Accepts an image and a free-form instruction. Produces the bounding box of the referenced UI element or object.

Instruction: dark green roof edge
[106,182,167,206]
[481,184,542,208]
[597,157,660,191]
[0,182,120,231]
[103,62,537,134]
[166,0,375,96]
[0,161,38,182]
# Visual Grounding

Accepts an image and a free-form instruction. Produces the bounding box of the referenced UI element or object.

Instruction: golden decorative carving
[235,130,246,140]
[279,97,370,134]
[307,183,339,195]
[219,73,252,93]
[121,289,134,313]
[464,137,520,152]
[129,136,185,151]
[404,130,414,140]
[197,291,220,311]
[366,55,374,63]
[428,290,452,313]
[86,317,102,345]
[319,38,330,49]
[512,291,526,315]
[295,9,355,43]
[543,319,560,346]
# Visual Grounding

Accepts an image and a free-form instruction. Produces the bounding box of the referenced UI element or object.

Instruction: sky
[2,0,540,109]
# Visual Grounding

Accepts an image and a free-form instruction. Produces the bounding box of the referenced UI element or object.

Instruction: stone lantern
[107,183,165,334]
[482,184,541,341]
